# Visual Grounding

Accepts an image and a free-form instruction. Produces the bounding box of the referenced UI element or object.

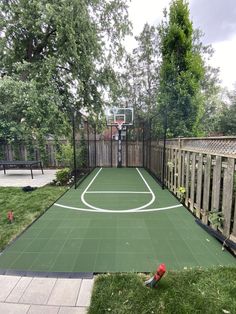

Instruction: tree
[218,88,236,135]
[191,29,224,136]
[110,23,159,121]
[200,66,225,135]
[0,0,131,145]
[158,0,205,137]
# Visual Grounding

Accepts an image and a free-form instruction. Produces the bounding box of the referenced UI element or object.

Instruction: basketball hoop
[104,107,133,168]
[116,120,125,130]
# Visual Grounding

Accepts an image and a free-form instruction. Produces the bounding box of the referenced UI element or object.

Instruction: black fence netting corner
[73,112,167,189]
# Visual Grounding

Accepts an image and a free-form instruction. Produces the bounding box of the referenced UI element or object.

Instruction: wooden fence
[149,137,236,244]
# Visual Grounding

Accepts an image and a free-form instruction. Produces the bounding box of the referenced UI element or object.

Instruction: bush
[55,168,71,185]
[56,144,74,169]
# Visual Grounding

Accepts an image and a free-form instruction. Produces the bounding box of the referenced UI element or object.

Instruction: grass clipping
[89,267,236,314]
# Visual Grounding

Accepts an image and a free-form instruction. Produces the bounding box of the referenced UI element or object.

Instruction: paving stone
[28,304,60,314]
[0,302,30,314]
[0,275,20,301]
[19,277,56,305]
[0,169,57,187]
[76,279,94,307]
[6,277,32,303]
[59,306,87,314]
[47,278,82,306]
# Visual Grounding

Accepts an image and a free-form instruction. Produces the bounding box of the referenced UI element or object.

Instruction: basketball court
[0,167,235,275]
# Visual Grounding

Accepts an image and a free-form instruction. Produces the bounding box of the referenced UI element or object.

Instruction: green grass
[89,267,236,314]
[0,186,66,251]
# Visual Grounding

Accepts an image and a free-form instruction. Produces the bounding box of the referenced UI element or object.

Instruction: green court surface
[0,168,235,274]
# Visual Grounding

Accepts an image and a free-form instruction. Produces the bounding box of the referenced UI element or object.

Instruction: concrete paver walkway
[0,170,57,187]
[0,275,94,313]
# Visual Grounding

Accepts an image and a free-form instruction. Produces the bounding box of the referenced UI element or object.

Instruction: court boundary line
[80,167,156,212]
[86,191,151,194]
[54,202,182,213]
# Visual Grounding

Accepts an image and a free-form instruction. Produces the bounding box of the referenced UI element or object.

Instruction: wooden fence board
[174,149,177,194]
[202,155,212,224]
[211,156,222,211]
[167,148,171,189]
[181,151,185,188]
[190,153,196,212]
[232,194,236,238]
[178,148,182,188]
[196,154,203,218]
[185,152,190,207]
[222,158,235,236]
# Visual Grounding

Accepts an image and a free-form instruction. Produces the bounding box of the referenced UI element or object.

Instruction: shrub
[56,144,74,169]
[55,168,71,185]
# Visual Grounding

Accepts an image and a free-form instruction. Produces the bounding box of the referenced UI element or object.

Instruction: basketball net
[116,120,124,130]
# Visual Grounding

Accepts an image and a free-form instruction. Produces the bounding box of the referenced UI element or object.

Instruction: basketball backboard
[106,107,133,127]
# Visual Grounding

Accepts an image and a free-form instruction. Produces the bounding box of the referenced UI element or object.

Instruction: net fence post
[94,124,97,167]
[86,121,90,169]
[142,121,145,168]
[117,128,122,168]
[110,126,113,167]
[149,118,152,170]
[162,110,167,190]
[72,110,77,189]
[126,127,128,167]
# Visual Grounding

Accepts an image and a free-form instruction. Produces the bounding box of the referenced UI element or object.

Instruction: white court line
[54,202,182,213]
[80,167,155,212]
[80,167,103,210]
[86,191,151,194]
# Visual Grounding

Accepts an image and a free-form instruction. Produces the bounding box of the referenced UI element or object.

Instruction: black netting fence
[73,113,167,189]
[0,111,167,190]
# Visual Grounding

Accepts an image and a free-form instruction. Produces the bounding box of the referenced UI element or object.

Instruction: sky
[126,0,236,90]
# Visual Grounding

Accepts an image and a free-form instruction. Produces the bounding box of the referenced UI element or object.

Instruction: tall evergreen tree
[158,0,205,137]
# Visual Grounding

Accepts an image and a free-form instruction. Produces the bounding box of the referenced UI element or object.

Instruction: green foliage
[0,186,66,251]
[208,211,224,229]
[89,268,236,314]
[77,132,88,168]
[56,144,74,170]
[218,89,236,135]
[177,186,186,202]
[55,131,88,172]
[111,23,159,121]
[0,0,131,144]
[199,64,223,135]
[55,168,71,185]
[158,0,205,137]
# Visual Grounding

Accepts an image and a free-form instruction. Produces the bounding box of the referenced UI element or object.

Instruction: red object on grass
[7,211,14,223]
[154,263,166,281]
[145,263,166,288]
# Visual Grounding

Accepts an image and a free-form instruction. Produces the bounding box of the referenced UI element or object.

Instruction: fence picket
[211,156,222,211]
[185,152,190,207]
[190,153,196,212]
[202,155,211,224]
[222,158,235,237]
[196,154,203,218]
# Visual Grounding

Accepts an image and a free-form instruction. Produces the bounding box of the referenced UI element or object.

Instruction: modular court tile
[0,168,235,274]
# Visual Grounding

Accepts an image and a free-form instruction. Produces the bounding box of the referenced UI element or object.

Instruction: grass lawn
[89,267,236,314]
[0,186,66,251]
